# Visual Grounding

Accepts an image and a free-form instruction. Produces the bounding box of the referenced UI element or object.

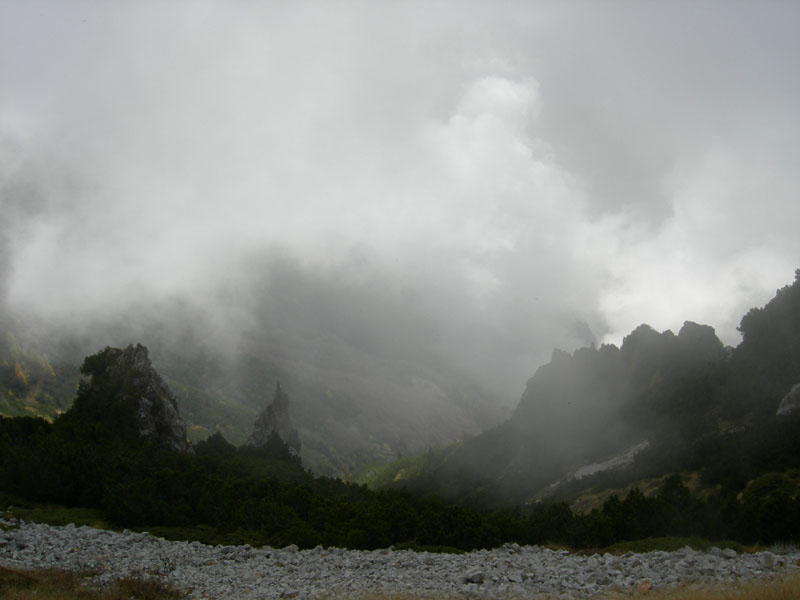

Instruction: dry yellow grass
[598,572,800,600]
[0,566,184,600]
[342,573,800,599]
[2,565,799,600]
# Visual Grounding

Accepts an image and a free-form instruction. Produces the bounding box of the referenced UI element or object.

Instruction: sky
[1,1,799,398]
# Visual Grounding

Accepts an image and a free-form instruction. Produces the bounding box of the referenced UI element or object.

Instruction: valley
[0,272,798,554]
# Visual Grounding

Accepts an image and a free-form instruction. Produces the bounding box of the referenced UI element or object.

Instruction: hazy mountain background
[2,3,800,479]
[3,269,800,551]
[380,270,800,509]
[0,301,507,476]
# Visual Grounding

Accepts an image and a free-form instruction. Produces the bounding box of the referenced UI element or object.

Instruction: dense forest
[3,410,799,551]
[1,271,800,550]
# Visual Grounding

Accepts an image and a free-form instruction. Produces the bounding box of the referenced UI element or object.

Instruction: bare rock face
[245,382,301,454]
[78,344,193,453]
[777,383,800,416]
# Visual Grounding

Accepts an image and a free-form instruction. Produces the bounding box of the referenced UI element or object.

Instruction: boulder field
[2,517,799,599]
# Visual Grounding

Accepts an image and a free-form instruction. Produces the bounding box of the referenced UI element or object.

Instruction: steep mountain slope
[0,308,506,476]
[0,318,80,420]
[397,270,800,506]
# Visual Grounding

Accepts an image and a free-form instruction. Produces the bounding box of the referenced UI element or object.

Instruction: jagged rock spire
[245,381,301,454]
[77,343,193,453]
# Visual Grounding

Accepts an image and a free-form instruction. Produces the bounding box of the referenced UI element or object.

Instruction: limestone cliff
[777,383,800,416]
[245,381,301,454]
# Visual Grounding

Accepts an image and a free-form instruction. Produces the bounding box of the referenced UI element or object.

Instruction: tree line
[2,413,799,550]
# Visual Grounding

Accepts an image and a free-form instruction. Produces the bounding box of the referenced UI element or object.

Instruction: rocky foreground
[1,517,799,599]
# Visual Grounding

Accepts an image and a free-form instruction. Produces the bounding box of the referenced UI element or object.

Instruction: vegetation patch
[354,453,431,489]
[6,504,112,531]
[599,536,755,555]
[568,476,665,515]
[0,566,184,600]
[0,490,27,509]
[601,572,800,600]
[140,525,276,548]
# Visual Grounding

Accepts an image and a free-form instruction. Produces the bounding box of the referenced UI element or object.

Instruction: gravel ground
[2,516,799,599]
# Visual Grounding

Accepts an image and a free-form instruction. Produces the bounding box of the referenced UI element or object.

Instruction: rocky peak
[245,381,301,454]
[677,321,726,361]
[78,344,193,454]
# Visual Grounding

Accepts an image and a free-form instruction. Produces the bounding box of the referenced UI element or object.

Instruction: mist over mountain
[62,343,193,454]
[2,2,800,496]
[0,283,508,475]
[392,270,800,507]
[3,271,799,553]
[2,2,799,405]
[3,4,800,558]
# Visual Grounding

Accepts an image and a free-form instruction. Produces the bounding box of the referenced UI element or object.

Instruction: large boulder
[245,381,301,454]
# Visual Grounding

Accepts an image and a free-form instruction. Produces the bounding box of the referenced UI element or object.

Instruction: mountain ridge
[1,270,799,550]
[379,270,800,507]
[0,312,505,477]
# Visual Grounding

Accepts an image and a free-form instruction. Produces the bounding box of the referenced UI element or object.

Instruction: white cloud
[1,1,799,395]
[597,147,800,346]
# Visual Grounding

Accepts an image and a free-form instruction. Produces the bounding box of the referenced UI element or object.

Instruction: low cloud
[1,2,799,398]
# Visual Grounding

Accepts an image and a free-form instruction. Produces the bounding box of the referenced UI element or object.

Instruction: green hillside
[0,325,80,421]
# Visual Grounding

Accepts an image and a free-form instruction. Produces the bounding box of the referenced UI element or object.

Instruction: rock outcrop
[777,383,800,416]
[245,382,301,454]
[676,321,727,361]
[77,344,193,453]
